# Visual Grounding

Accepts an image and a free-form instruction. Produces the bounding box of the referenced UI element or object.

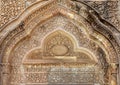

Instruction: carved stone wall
[23,65,104,85]
[0,0,119,85]
[7,14,107,85]
[84,1,120,30]
[0,0,25,27]
[0,0,120,30]
[0,0,43,27]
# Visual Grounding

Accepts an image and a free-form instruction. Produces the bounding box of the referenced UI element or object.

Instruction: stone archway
[0,0,119,85]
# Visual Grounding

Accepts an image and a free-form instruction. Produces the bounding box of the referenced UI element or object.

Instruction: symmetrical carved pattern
[8,15,107,64]
[44,32,74,56]
[6,15,106,84]
[0,0,118,65]
[24,31,94,65]
[0,0,119,85]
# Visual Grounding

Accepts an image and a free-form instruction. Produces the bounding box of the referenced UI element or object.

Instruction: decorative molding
[0,0,119,85]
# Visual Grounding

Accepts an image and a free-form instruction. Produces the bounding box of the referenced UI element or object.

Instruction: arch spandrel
[0,0,119,85]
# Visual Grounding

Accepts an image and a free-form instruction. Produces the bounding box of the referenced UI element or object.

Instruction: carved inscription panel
[23,64,104,85]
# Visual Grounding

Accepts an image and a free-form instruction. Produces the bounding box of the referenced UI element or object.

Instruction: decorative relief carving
[0,26,25,61]
[1,15,114,66]
[0,1,118,65]
[73,0,119,63]
[23,65,104,84]
[4,15,102,84]
[84,1,120,30]
[23,31,94,64]
[25,73,48,83]
[90,19,118,63]
[0,0,25,27]
[44,32,74,57]
[0,10,117,84]
[0,1,119,85]
[0,63,10,85]
[48,68,94,84]
[0,0,120,32]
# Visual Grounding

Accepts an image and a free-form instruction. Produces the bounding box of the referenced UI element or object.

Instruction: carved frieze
[23,65,104,84]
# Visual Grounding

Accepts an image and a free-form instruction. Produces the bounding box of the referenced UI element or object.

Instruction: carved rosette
[44,32,74,56]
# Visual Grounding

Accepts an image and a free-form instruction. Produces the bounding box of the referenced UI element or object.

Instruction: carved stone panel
[0,0,119,85]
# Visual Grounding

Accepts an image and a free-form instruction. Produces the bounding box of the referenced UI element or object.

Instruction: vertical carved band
[0,63,10,85]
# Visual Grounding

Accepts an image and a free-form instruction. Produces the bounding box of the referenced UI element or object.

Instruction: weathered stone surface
[0,0,119,85]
